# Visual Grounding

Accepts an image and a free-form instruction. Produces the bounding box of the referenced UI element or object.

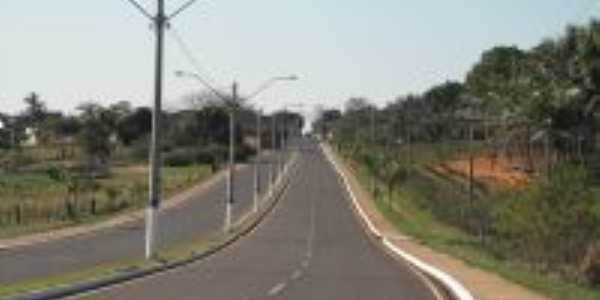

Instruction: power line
[168,0,201,19]
[123,0,153,20]
[169,25,220,90]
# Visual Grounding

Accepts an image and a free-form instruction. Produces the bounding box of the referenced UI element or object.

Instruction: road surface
[0,151,289,285]
[75,141,437,300]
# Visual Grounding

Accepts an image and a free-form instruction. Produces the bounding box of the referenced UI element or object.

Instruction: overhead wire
[168,24,221,90]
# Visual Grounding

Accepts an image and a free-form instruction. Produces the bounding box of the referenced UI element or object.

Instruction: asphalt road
[0,150,290,285]
[74,140,437,300]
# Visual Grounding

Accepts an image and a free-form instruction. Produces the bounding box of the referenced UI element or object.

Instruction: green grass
[0,235,221,300]
[345,155,600,300]
[0,164,212,239]
[0,172,281,300]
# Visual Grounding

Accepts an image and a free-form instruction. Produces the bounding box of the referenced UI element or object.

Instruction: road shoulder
[325,143,551,300]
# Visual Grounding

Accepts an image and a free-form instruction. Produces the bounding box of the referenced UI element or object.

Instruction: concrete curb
[320,143,476,300]
[5,154,300,300]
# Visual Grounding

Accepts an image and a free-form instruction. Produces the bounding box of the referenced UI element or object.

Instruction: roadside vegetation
[315,19,600,299]
[0,91,303,238]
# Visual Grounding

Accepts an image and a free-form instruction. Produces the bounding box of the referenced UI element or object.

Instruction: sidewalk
[327,145,550,300]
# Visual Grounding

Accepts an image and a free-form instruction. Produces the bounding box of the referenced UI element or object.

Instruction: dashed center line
[290,270,303,280]
[268,282,287,296]
[301,259,309,268]
[265,159,316,297]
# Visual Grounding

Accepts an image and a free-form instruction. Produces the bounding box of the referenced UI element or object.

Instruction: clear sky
[0,0,598,120]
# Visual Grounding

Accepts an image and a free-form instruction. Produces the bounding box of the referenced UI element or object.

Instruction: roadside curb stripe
[320,143,475,300]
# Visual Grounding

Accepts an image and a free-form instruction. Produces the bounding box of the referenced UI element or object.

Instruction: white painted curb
[321,143,475,300]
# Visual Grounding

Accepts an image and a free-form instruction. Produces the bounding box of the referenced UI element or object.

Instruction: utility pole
[225,82,238,233]
[253,109,262,213]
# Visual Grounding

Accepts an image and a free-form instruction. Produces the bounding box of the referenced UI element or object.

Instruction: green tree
[77,102,118,174]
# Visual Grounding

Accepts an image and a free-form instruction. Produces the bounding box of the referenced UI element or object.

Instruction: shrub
[581,242,600,285]
[163,149,196,167]
[494,164,600,277]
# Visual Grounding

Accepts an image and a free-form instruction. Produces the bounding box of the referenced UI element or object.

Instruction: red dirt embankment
[433,155,531,189]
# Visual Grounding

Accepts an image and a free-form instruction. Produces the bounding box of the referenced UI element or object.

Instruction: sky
[1,0,599,123]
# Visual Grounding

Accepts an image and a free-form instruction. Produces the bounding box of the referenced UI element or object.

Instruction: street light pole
[146,0,166,260]
[370,106,376,194]
[174,72,297,228]
[270,114,277,187]
[280,106,287,174]
[124,0,200,260]
[225,82,238,233]
[253,109,262,212]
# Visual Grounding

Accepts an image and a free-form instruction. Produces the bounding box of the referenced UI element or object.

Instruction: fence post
[469,122,474,209]
[65,199,74,220]
[15,204,22,225]
[91,198,97,215]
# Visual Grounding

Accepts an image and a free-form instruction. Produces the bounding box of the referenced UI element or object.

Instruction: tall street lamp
[279,102,304,172]
[249,76,298,213]
[124,0,200,260]
[175,71,297,231]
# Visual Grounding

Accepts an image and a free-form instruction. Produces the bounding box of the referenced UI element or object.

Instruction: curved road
[75,141,437,300]
[0,151,287,285]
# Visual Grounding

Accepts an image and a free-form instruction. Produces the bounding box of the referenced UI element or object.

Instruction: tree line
[1,90,304,175]
[313,19,600,287]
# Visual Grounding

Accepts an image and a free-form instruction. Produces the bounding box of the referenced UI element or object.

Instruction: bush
[200,144,228,165]
[581,242,600,285]
[163,145,232,167]
[235,143,256,162]
[494,164,600,277]
[163,149,196,167]
[129,138,149,162]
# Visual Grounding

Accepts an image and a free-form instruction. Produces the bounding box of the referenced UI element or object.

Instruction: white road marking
[301,259,309,268]
[322,143,475,300]
[290,270,303,280]
[268,282,287,296]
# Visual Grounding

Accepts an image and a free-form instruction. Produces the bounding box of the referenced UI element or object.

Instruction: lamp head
[275,75,299,81]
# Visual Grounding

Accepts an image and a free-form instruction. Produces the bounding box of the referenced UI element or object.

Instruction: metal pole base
[253,190,259,214]
[253,163,259,214]
[224,202,232,233]
[145,207,157,259]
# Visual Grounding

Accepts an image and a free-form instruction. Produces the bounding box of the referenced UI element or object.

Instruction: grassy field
[345,154,600,300]
[0,160,291,300]
[0,164,211,238]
